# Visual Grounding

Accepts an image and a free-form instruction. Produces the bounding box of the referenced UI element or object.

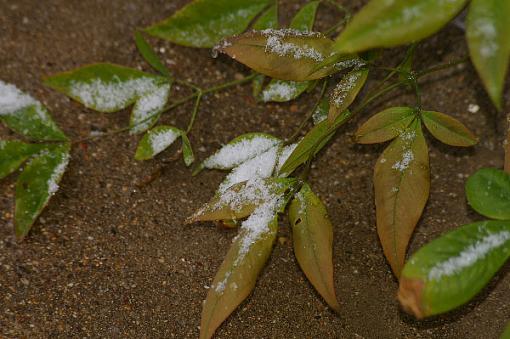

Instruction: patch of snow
[203,135,280,170]
[275,143,298,175]
[392,149,414,172]
[150,128,180,156]
[48,151,70,195]
[0,80,37,115]
[332,71,360,107]
[468,103,480,114]
[428,228,510,281]
[130,83,170,134]
[262,81,298,102]
[261,29,325,62]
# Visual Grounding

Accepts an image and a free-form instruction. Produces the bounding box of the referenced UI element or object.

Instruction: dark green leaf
[217,30,336,81]
[399,220,510,318]
[134,125,182,161]
[252,4,278,30]
[289,183,340,312]
[328,68,368,122]
[0,141,46,179]
[15,143,71,240]
[312,97,329,125]
[0,81,67,141]
[251,73,266,98]
[181,133,195,166]
[466,0,510,110]
[145,0,270,48]
[466,168,510,220]
[134,31,171,78]
[279,110,352,177]
[290,1,319,32]
[421,110,478,147]
[200,214,277,339]
[44,63,168,113]
[355,107,416,144]
[374,119,430,276]
[333,0,468,53]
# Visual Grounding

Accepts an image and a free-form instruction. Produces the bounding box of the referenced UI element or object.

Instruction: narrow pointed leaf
[187,177,296,223]
[333,0,468,54]
[181,133,195,166]
[312,97,329,125]
[134,125,182,161]
[134,31,171,77]
[145,0,270,48]
[216,30,336,81]
[44,63,168,113]
[201,133,280,171]
[466,168,510,220]
[15,143,71,240]
[356,107,416,144]
[421,110,478,147]
[252,73,266,98]
[261,79,309,102]
[0,81,67,141]
[289,1,319,32]
[467,0,510,110]
[129,83,171,134]
[374,120,430,277]
[289,183,340,312]
[0,141,46,179]
[200,214,277,339]
[252,4,278,30]
[279,110,352,177]
[398,220,510,318]
[328,68,368,122]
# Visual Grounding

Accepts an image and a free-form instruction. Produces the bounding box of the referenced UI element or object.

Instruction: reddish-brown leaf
[215,29,336,81]
[374,119,430,277]
[328,68,368,123]
[288,183,340,312]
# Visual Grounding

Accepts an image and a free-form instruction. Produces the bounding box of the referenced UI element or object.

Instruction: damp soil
[1,0,509,338]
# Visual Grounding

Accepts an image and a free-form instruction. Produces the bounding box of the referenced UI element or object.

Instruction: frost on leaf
[130,83,171,134]
[134,125,182,161]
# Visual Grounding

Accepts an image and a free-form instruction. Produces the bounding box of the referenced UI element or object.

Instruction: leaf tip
[397,277,426,319]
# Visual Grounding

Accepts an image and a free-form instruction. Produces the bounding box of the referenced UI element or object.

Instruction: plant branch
[505,112,510,173]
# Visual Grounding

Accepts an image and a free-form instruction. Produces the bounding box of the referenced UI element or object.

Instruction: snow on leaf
[130,83,171,134]
[134,125,182,161]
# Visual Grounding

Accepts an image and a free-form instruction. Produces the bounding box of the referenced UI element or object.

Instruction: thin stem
[186,91,202,134]
[417,57,469,78]
[286,80,328,144]
[505,112,510,173]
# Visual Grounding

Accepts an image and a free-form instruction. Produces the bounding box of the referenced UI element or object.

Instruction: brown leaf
[200,214,278,339]
[328,68,368,123]
[216,29,336,81]
[421,110,478,147]
[356,107,416,144]
[288,183,340,312]
[374,119,430,277]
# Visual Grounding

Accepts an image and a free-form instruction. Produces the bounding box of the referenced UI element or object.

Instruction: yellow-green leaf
[356,107,416,144]
[200,212,278,339]
[216,30,336,81]
[333,0,468,54]
[466,0,510,110]
[421,110,478,147]
[181,133,195,166]
[0,141,46,180]
[289,183,340,312]
[134,125,182,161]
[252,4,278,30]
[328,68,368,122]
[374,119,430,277]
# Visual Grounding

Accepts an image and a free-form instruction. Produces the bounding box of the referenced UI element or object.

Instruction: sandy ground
[0,0,509,338]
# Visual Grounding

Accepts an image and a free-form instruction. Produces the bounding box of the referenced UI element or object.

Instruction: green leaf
[374,119,430,277]
[466,168,510,220]
[134,125,182,161]
[134,31,171,78]
[15,143,71,240]
[261,79,309,102]
[312,97,329,125]
[466,0,510,110]
[0,81,67,141]
[181,133,195,167]
[0,140,46,180]
[44,63,168,113]
[398,220,510,318]
[289,1,319,32]
[279,110,352,177]
[501,322,510,339]
[421,110,478,147]
[289,183,340,312]
[333,0,468,54]
[187,177,296,223]
[251,73,266,98]
[355,107,416,144]
[252,4,278,30]
[328,67,368,122]
[129,82,171,134]
[200,214,277,339]
[145,0,270,48]
[216,30,336,81]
